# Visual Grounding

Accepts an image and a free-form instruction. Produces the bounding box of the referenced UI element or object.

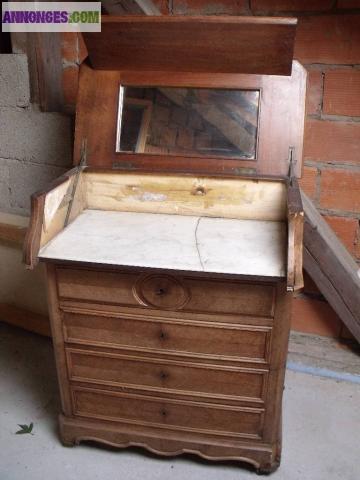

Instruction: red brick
[61,32,78,63]
[323,70,360,117]
[319,168,360,212]
[323,215,359,255]
[304,119,360,164]
[294,15,360,65]
[306,70,323,115]
[62,66,79,107]
[354,221,360,258]
[172,0,249,15]
[337,0,360,7]
[251,0,334,13]
[299,166,318,199]
[292,296,342,338]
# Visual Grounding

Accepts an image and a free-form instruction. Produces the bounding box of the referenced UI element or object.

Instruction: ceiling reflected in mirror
[116,86,260,160]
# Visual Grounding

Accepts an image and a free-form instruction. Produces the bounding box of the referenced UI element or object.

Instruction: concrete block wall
[0,54,72,216]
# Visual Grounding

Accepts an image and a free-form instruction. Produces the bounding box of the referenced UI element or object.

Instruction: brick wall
[59,2,360,341]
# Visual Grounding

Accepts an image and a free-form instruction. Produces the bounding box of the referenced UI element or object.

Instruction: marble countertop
[39,209,287,277]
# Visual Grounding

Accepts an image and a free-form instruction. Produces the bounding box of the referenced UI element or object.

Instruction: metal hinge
[287,146,296,184]
[63,139,87,226]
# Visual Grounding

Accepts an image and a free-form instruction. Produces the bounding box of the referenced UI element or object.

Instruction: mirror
[116,86,260,159]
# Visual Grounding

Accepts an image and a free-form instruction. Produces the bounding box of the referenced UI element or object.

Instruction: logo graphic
[1,2,101,32]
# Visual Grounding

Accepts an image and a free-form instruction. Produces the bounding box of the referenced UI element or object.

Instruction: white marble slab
[39,209,287,277]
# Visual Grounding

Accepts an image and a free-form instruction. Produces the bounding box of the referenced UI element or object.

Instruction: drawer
[72,387,264,439]
[57,268,275,317]
[67,348,268,402]
[63,312,272,363]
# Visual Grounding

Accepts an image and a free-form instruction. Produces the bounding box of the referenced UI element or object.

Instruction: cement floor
[0,323,359,480]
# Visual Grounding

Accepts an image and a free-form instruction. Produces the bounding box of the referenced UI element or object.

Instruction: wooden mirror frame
[74,61,306,178]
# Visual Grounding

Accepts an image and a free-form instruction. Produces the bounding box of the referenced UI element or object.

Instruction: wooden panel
[63,311,272,363]
[83,16,297,75]
[56,268,275,317]
[59,413,278,471]
[67,349,268,403]
[72,387,265,439]
[74,62,306,178]
[85,171,287,221]
[23,168,87,269]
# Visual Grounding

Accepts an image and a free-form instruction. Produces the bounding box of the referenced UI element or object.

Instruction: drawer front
[67,349,268,402]
[72,387,264,439]
[63,312,272,363]
[57,268,275,317]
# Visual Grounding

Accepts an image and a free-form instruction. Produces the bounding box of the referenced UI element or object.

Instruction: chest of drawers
[46,264,290,473]
[24,15,306,474]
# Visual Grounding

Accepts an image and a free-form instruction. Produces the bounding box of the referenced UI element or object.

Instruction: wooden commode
[24,16,306,473]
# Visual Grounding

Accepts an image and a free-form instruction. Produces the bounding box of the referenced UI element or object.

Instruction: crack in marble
[194,216,205,271]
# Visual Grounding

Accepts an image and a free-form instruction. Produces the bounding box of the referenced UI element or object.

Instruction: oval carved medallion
[133,274,190,310]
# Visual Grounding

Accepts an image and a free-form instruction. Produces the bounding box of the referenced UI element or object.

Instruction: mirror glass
[116,86,260,159]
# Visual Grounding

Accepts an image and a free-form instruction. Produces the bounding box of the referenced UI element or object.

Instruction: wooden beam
[11,31,64,111]
[0,213,28,247]
[35,32,64,112]
[0,222,27,247]
[0,303,51,337]
[159,87,257,154]
[11,33,40,104]
[302,191,360,343]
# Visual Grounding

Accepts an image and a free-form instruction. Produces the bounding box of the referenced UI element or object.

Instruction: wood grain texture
[23,192,46,269]
[73,62,306,178]
[59,414,278,472]
[83,16,297,76]
[71,387,265,439]
[34,33,64,112]
[84,171,287,221]
[63,311,272,364]
[23,168,87,269]
[56,267,275,317]
[66,348,269,403]
[44,260,290,472]
[0,222,27,247]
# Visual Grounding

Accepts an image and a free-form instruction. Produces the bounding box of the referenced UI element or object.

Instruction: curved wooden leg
[59,414,78,447]
[61,438,76,448]
[256,459,280,475]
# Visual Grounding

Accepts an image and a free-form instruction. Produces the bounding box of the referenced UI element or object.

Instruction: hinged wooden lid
[83,15,297,76]
[76,16,305,177]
